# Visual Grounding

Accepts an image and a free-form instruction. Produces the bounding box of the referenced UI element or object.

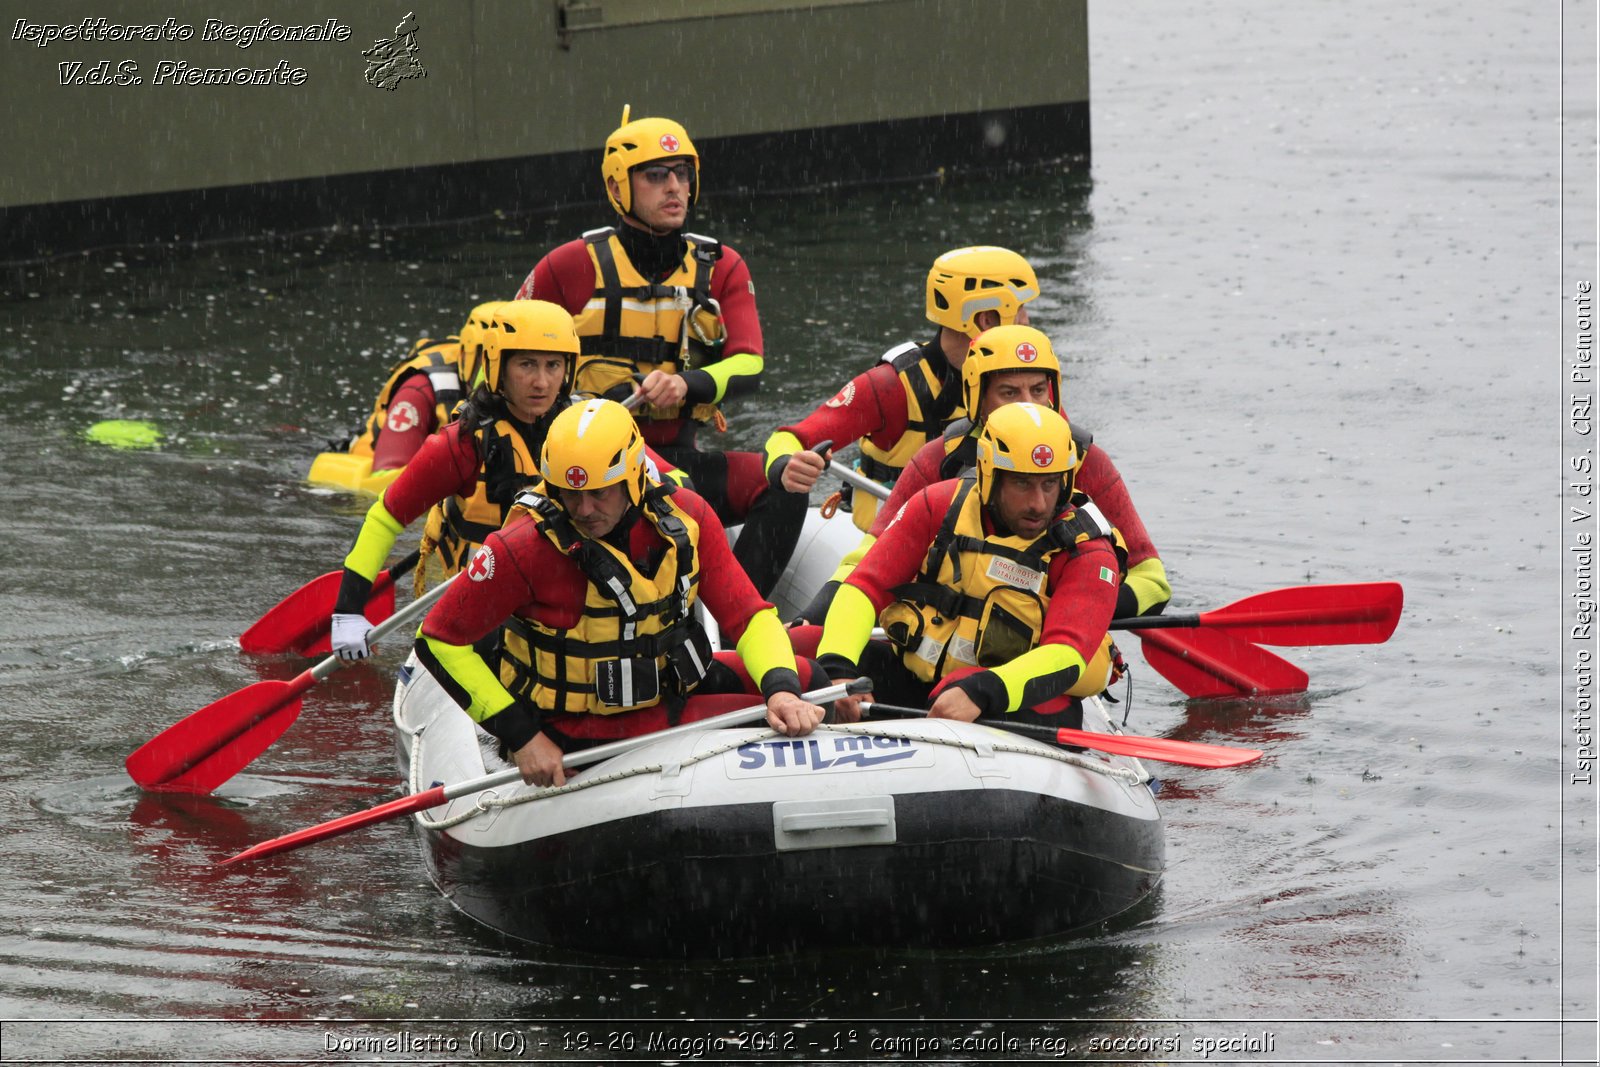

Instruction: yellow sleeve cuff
[817,582,878,664]
[735,607,799,683]
[990,644,1087,713]
[1126,557,1173,615]
[827,534,875,584]
[419,634,516,724]
[704,351,764,403]
[342,499,407,582]
[763,429,804,476]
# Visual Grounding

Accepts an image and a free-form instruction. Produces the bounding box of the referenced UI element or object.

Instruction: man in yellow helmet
[344,301,505,472]
[813,403,1124,729]
[416,398,827,787]
[791,325,1170,626]
[762,246,1040,533]
[514,109,806,597]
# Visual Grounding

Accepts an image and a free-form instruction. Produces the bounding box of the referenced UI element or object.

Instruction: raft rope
[400,716,1147,833]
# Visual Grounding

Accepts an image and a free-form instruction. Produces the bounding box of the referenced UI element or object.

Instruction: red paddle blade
[238,571,397,657]
[1203,581,1403,646]
[218,784,448,867]
[238,571,341,656]
[124,673,312,793]
[1054,726,1262,769]
[1137,628,1309,699]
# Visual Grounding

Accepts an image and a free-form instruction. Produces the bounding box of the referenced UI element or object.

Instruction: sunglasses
[638,162,694,186]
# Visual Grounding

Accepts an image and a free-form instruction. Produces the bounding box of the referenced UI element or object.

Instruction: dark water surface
[1,2,1594,1063]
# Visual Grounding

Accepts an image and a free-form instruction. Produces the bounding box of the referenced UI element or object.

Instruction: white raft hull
[392,655,1164,958]
[733,504,862,623]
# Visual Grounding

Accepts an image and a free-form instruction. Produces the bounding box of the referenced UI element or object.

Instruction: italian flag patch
[1098,566,1116,585]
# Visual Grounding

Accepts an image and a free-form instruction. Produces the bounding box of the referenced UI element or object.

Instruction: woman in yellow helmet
[331,300,676,660]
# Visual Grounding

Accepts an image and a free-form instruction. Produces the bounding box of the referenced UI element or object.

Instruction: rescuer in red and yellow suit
[513,109,806,597]
[791,325,1171,626]
[416,398,827,787]
[347,301,505,473]
[761,245,1041,534]
[328,301,678,660]
[808,403,1125,730]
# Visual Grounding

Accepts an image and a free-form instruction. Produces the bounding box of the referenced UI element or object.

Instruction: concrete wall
[1,0,1088,208]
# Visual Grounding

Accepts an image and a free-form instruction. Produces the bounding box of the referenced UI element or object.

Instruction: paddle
[861,620,1308,699]
[126,573,458,796]
[1132,626,1309,699]
[1112,582,1403,647]
[238,549,421,657]
[217,678,871,868]
[859,701,1262,769]
[830,457,891,501]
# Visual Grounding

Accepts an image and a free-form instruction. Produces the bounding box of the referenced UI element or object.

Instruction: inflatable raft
[391,653,1164,958]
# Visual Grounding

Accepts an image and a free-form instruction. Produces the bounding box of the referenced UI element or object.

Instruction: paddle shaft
[372,549,421,593]
[864,622,1308,699]
[859,702,1262,769]
[1115,582,1402,646]
[830,460,890,501]
[219,679,867,867]
[315,571,456,677]
[128,574,458,791]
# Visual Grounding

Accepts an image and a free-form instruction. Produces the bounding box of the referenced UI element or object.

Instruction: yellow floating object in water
[307,451,404,496]
[359,466,403,495]
[307,451,373,491]
[84,419,162,450]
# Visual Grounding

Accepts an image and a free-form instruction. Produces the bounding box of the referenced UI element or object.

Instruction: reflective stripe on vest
[879,478,1124,685]
[572,227,723,425]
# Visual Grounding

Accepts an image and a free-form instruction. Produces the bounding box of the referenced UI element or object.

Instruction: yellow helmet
[961,324,1062,422]
[539,398,648,505]
[456,300,508,390]
[926,246,1040,338]
[974,401,1078,506]
[602,105,699,217]
[481,300,581,395]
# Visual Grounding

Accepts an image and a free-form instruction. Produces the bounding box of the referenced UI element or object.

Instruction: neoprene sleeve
[989,644,1087,713]
[1123,557,1173,616]
[413,634,537,748]
[701,351,764,403]
[734,607,802,696]
[815,582,878,665]
[762,429,804,475]
[343,499,406,581]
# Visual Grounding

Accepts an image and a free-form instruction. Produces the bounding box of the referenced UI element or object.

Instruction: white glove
[331,612,373,661]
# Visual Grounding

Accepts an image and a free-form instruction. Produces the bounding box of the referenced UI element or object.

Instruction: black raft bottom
[425,786,1162,960]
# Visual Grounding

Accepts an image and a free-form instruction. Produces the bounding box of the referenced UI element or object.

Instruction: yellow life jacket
[879,477,1127,697]
[348,337,464,459]
[420,411,545,577]
[852,339,965,532]
[497,482,715,716]
[571,227,725,427]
